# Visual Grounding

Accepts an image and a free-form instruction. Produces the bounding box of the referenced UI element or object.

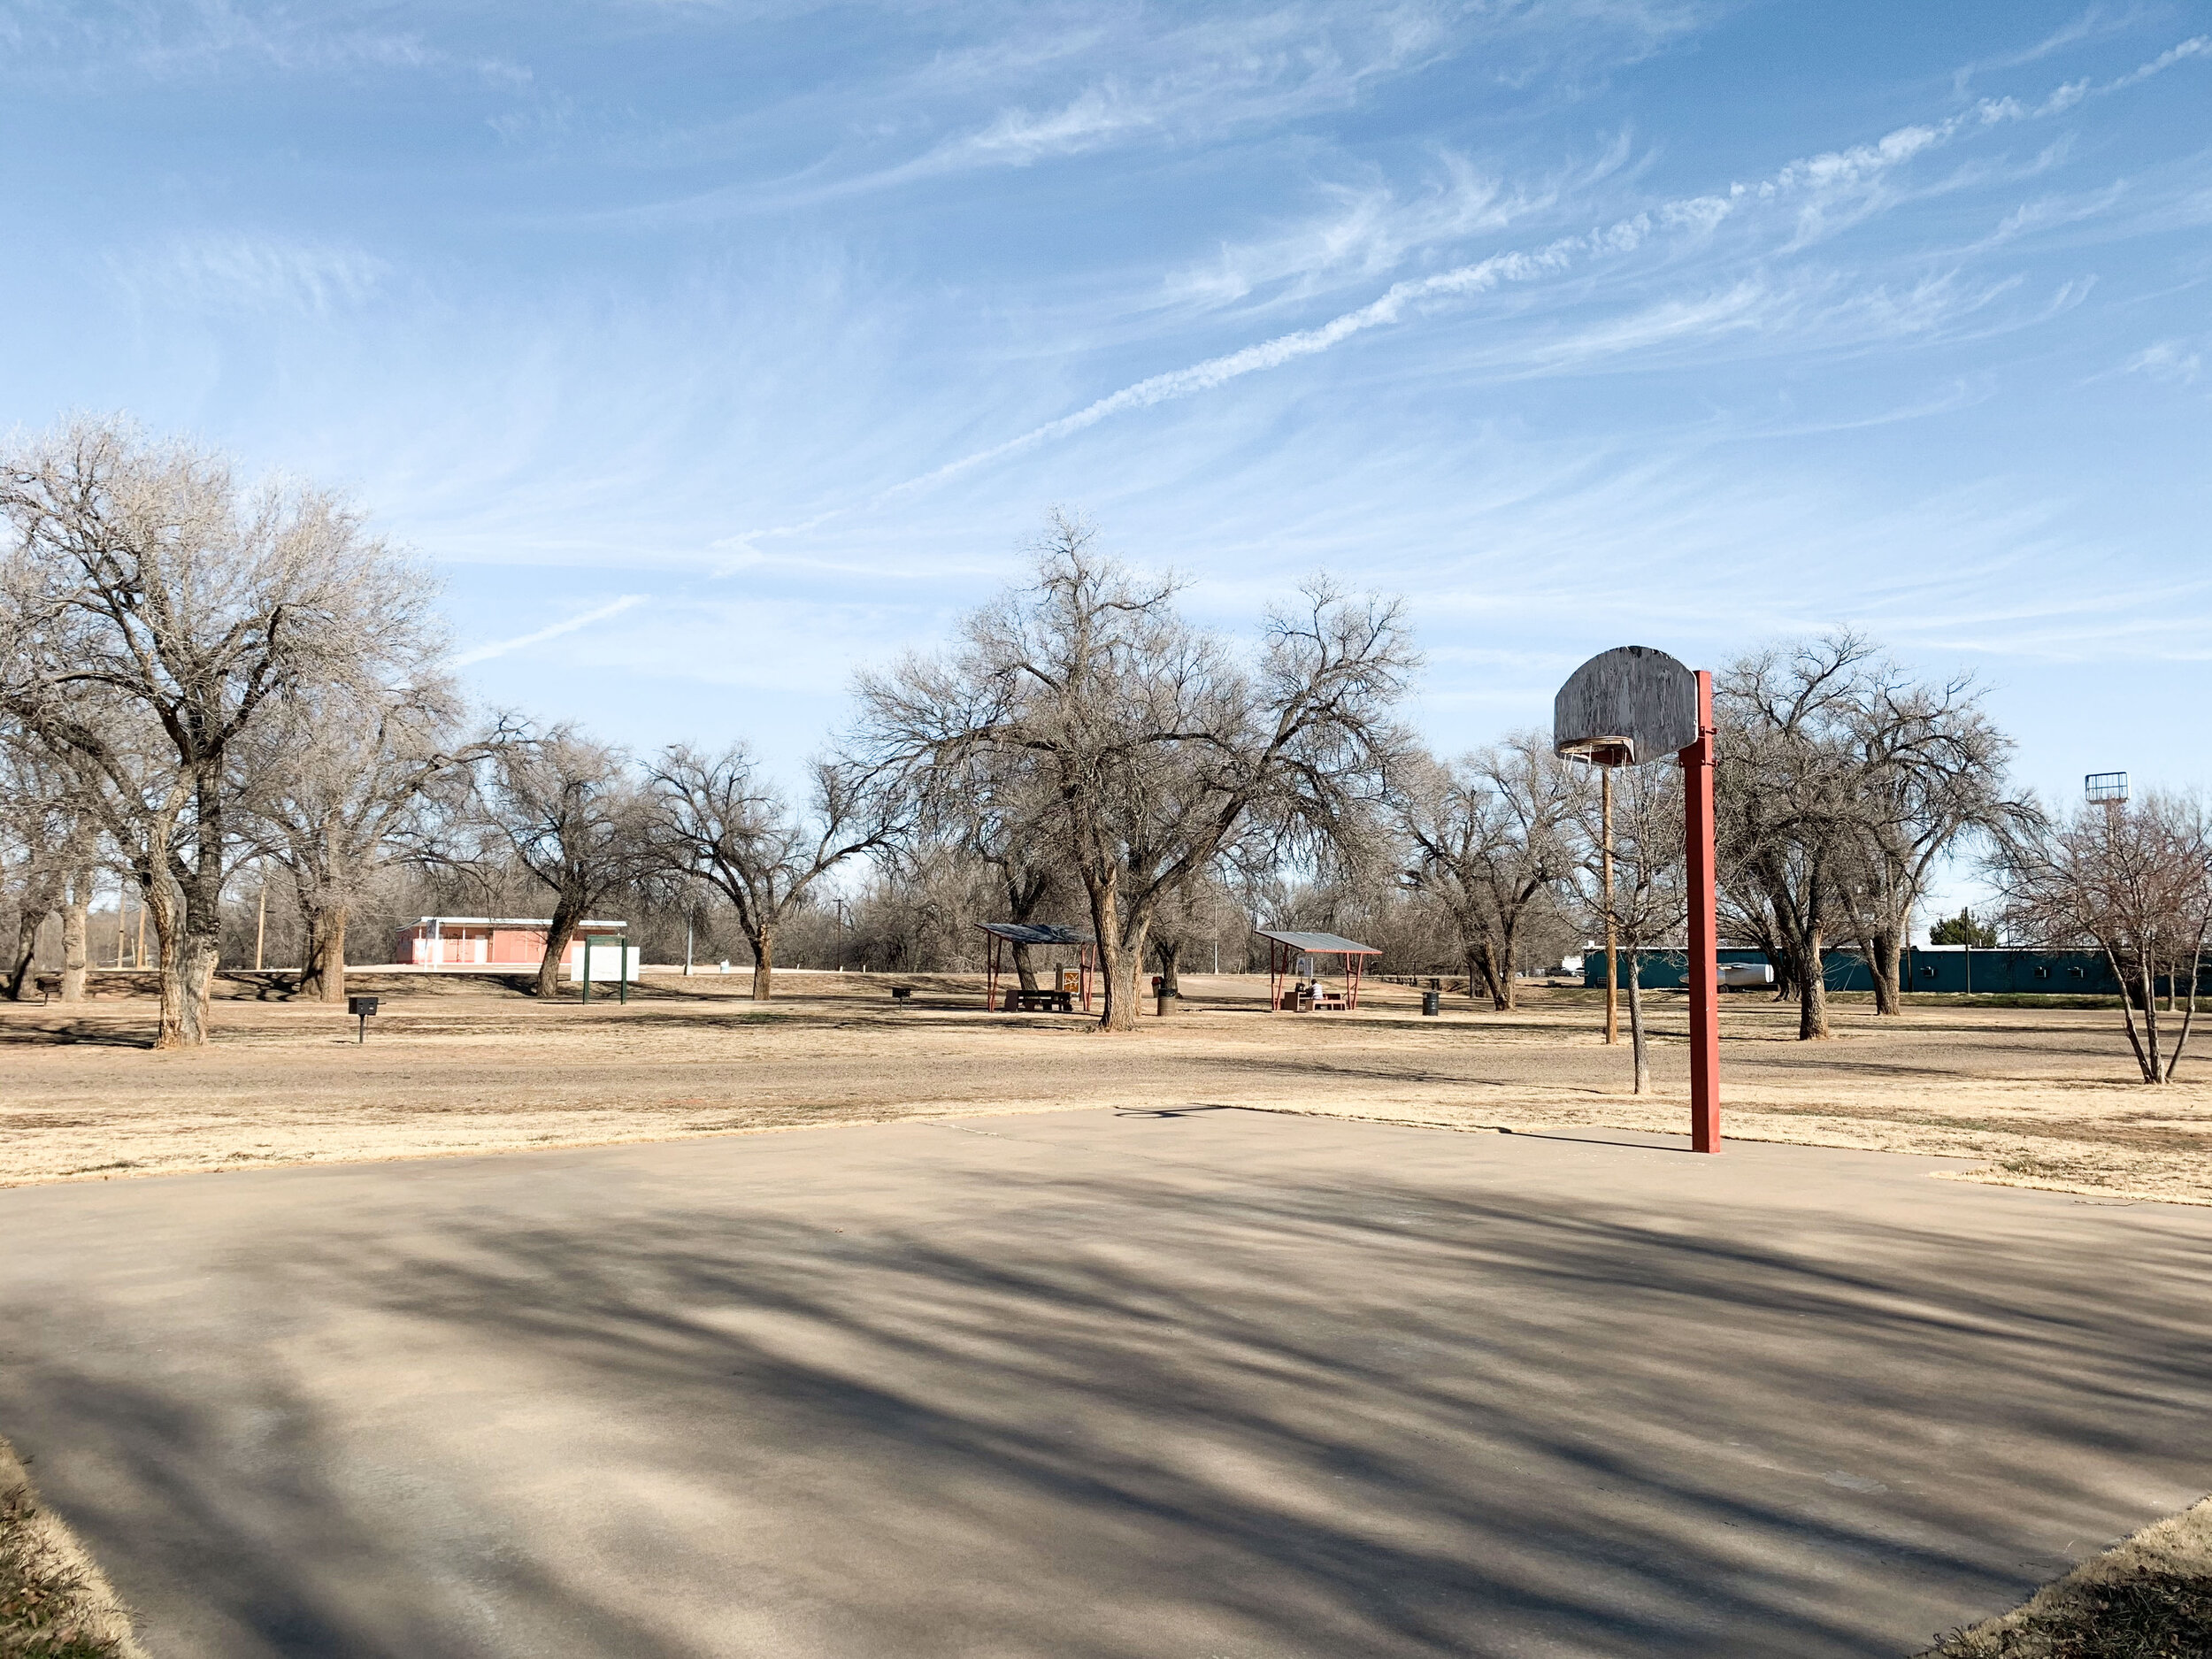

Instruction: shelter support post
[1680,670,1720,1152]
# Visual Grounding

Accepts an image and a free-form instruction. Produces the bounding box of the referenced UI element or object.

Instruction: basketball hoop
[1557,736,1637,768]
[1554,645,1720,1154]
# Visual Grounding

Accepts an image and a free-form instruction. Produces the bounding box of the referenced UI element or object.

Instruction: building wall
[395,924,626,969]
[1580,946,2163,996]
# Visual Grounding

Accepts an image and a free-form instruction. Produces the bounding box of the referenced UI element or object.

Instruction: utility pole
[254,876,267,972]
[1601,766,1617,1046]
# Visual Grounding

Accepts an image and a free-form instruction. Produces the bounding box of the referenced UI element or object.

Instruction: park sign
[1554,646,1721,1154]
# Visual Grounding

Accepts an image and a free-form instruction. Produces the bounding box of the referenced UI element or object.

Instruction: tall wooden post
[1601,767,1617,1045]
[1681,670,1720,1153]
[254,880,267,972]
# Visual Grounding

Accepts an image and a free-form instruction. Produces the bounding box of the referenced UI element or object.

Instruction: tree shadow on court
[7,1149,2211,1657]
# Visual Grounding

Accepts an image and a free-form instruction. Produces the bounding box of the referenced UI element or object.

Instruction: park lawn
[4,972,2210,1202]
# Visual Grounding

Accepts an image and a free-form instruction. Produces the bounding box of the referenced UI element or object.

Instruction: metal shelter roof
[975,923,1095,947]
[1253,929,1380,956]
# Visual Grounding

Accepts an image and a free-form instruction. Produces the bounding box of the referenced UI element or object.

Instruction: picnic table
[1002,988,1076,1013]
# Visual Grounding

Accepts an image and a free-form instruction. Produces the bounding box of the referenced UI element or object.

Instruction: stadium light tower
[2085,772,2129,819]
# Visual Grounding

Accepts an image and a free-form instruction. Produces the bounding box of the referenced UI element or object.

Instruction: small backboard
[1554,646,1699,766]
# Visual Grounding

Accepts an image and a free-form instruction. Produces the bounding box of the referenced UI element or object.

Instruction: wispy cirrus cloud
[452,595,649,667]
[606,0,1705,224]
[112,234,389,313]
[884,49,2199,495]
[2119,338,2203,385]
[0,0,532,88]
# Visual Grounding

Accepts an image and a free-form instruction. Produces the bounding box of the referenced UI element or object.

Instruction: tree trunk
[3,910,36,1000]
[148,872,219,1049]
[59,869,90,1002]
[536,892,584,999]
[1464,948,1484,1002]
[751,927,774,1001]
[1796,922,1830,1040]
[1868,927,1901,1016]
[1493,925,1518,1011]
[2141,959,2165,1083]
[1156,936,1180,1000]
[1087,873,1138,1032]
[1625,947,1648,1094]
[1011,942,1040,994]
[301,903,349,1003]
[1475,939,1511,1010]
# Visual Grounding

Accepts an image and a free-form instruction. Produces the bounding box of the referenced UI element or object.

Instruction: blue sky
[4,2,2209,919]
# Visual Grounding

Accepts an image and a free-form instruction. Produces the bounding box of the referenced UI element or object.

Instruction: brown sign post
[1554,647,1721,1153]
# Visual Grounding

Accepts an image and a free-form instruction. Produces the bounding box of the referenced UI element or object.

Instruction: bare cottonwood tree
[1832,662,2021,1014]
[1396,735,1584,1009]
[900,747,1071,993]
[1563,759,1686,1094]
[467,724,653,998]
[0,418,438,1045]
[646,742,905,1001]
[1993,793,2212,1084]
[855,514,1414,1030]
[1715,634,1878,1040]
[250,671,469,1003]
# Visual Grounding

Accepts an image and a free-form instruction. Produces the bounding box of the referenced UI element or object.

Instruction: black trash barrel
[1421,990,1440,1017]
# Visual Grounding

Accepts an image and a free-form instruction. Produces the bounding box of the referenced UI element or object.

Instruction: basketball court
[1,1106,2206,1657]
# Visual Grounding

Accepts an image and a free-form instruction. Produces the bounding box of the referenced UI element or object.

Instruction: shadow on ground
[3,1119,2208,1656]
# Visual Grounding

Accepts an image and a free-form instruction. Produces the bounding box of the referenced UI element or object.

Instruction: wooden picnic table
[1002,988,1076,1013]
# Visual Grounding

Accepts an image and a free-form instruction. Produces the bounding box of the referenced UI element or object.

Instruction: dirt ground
[4,970,2210,1203]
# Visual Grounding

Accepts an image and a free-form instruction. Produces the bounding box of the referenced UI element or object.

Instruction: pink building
[394,917,628,972]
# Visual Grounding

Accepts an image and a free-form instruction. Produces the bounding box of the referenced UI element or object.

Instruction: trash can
[1421,990,1440,1017]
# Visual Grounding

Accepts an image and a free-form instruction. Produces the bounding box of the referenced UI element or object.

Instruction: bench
[1003,988,1075,1013]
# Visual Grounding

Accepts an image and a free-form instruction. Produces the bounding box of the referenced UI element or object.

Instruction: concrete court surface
[0,1110,2208,1659]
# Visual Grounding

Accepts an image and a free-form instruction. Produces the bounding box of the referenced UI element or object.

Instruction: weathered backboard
[1553,646,1699,765]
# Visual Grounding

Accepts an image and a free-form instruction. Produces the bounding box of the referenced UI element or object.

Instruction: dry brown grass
[4,970,2210,1202]
[0,1438,142,1659]
[1918,1499,2212,1657]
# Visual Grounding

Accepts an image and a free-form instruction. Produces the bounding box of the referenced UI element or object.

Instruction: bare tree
[902,749,1071,993]
[466,724,653,998]
[1715,634,1878,1040]
[646,742,904,1001]
[249,672,471,1003]
[1993,793,2212,1083]
[855,514,1414,1030]
[0,418,442,1046]
[1396,735,1584,1009]
[1832,662,2021,1014]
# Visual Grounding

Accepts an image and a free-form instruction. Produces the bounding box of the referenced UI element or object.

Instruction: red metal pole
[1682,669,1720,1152]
